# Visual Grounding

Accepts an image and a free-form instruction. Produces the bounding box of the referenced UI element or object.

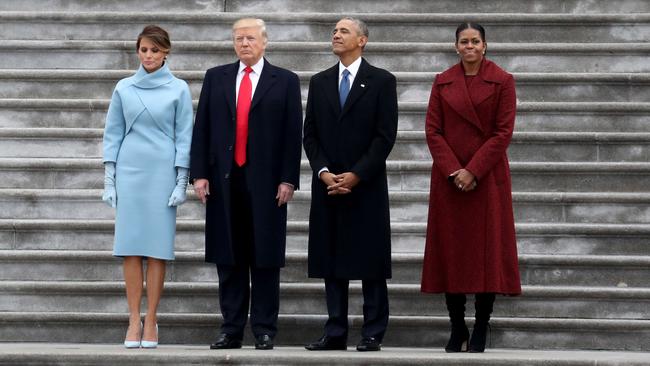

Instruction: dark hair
[340,16,369,38]
[455,22,486,43]
[136,25,171,52]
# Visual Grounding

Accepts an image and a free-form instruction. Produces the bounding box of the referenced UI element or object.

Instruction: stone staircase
[1,0,649,364]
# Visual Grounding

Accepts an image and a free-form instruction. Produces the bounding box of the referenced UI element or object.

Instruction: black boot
[444,293,469,353]
[469,293,495,353]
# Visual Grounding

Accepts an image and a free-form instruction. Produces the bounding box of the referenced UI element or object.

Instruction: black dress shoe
[305,335,347,351]
[255,334,274,350]
[356,337,381,351]
[210,333,242,349]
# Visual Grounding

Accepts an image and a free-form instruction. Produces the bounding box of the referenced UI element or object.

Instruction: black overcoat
[190,59,303,267]
[303,58,398,279]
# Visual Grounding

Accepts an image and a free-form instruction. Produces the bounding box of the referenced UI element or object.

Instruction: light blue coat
[102,63,193,260]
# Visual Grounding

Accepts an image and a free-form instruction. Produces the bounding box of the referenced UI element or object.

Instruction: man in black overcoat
[189,18,302,350]
[303,17,398,352]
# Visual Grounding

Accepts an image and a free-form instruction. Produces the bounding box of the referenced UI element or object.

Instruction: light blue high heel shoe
[141,323,158,349]
[124,321,142,349]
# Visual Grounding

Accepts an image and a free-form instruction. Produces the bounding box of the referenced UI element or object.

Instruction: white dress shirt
[338,56,362,92]
[236,58,264,102]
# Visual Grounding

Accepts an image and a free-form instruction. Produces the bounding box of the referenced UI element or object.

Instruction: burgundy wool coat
[420,59,521,295]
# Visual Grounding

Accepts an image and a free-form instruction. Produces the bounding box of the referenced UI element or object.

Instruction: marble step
[2,69,649,103]
[2,280,649,320]
[0,41,649,72]
[2,218,648,256]
[1,98,649,133]
[1,12,649,43]
[1,249,649,287]
[1,311,649,350]
[2,128,649,163]
[0,0,648,13]
[1,344,649,366]
[1,157,649,192]
[2,188,649,225]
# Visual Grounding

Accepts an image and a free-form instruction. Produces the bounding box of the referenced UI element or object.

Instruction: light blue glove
[102,162,117,208]
[168,167,189,207]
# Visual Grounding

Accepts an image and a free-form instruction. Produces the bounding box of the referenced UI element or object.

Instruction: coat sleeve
[350,72,398,181]
[174,82,194,169]
[303,77,330,176]
[102,88,126,163]
[189,70,212,182]
[280,72,303,189]
[425,76,463,178]
[465,74,516,180]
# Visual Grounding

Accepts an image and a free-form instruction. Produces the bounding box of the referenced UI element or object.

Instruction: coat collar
[251,58,277,110]
[341,58,370,116]
[323,58,371,117]
[132,63,174,89]
[437,59,502,132]
[222,58,278,117]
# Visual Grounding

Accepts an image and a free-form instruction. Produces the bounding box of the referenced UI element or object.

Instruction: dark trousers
[324,278,389,341]
[216,165,280,339]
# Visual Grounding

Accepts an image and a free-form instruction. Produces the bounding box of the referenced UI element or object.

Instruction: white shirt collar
[239,57,264,75]
[338,57,362,78]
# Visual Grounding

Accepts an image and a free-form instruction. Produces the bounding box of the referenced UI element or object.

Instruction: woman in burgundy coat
[420,23,521,353]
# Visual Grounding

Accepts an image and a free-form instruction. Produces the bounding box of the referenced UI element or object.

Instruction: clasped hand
[449,168,477,192]
[321,171,360,195]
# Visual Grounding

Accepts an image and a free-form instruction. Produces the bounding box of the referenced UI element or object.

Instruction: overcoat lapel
[323,64,341,115]
[340,58,370,117]
[468,61,497,107]
[222,61,238,119]
[439,63,484,132]
[251,59,277,110]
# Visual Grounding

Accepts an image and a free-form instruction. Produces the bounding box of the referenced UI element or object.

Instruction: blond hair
[232,18,267,40]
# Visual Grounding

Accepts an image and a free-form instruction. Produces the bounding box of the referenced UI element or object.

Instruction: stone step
[0,0,648,13]
[2,98,648,133]
[2,280,649,320]
[226,0,650,14]
[2,218,648,256]
[2,188,650,225]
[1,344,649,366]
[0,41,648,72]
[2,12,649,43]
[3,128,649,163]
[1,250,649,287]
[395,131,650,162]
[2,69,649,103]
[1,158,649,192]
[1,311,648,350]
[0,128,101,158]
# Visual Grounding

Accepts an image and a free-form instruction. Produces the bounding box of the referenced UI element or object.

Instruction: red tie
[235,66,253,166]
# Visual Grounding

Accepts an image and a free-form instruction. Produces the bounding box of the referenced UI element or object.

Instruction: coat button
[224,173,229,179]
[228,145,233,151]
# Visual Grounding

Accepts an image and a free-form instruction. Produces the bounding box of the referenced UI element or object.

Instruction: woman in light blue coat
[102,25,193,349]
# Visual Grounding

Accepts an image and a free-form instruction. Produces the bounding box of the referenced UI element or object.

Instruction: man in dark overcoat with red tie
[303,17,398,352]
[190,18,302,350]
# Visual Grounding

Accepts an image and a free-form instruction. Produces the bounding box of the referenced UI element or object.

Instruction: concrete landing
[0,343,648,366]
